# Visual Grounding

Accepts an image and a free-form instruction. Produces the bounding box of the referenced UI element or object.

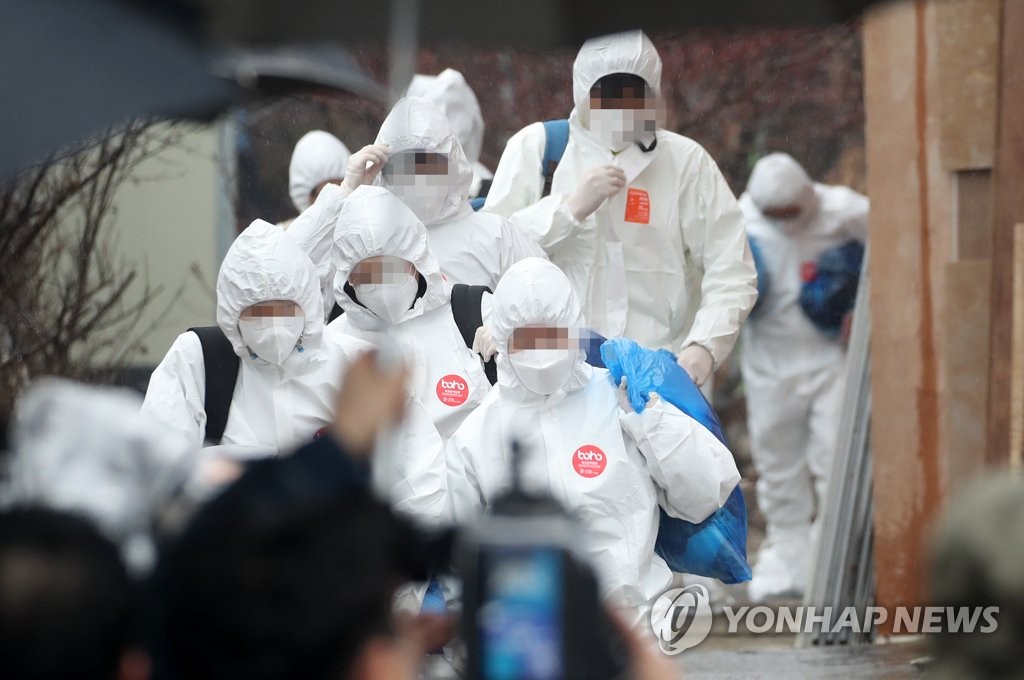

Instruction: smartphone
[478,545,566,680]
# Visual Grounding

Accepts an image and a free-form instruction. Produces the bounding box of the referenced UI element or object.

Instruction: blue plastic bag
[598,338,752,584]
[799,240,864,337]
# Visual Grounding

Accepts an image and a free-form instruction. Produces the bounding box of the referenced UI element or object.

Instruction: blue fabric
[541,119,570,180]
[800,240,864,337]
[421,577,448,615]
[469,196,486,212]
[597,338,752,583]
[748,236,770,318]
[580,329,608,369]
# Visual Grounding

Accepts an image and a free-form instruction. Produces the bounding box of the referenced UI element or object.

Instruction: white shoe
[748,526,811,602]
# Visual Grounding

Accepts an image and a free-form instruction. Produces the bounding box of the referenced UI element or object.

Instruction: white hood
[571,30,662,128]
[288,130,351,212]
[491,258,589,396]
[374,96,473,224]
[4,378,197,573]
[216,219,324,357]
[746,152,820,219]
[331,185,451,331]
[406,68,485,167]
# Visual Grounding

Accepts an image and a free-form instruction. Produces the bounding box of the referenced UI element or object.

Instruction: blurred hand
[472,325,497,361]
[608,609,679,680]
[332,349,408,456]
[343,144,390,194]
[566,165,626,221]
[677,344,714,387]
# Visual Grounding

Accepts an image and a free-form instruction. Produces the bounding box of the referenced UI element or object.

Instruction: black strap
[449,284,497,385]
[328,303,344,323]
[188,326,240,445]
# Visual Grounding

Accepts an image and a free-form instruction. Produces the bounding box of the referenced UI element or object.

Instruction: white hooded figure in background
[445,258,741,627]
[364,96,544,290]
[325,185,490,441]
[143,220,346,454]
[283,130,351,227]
[739,152,868,602]
[405,68,493,198]
[484,31,758,389]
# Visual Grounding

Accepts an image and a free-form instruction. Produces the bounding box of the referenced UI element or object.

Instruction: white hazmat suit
[406,68,493,198]
[484,31,757,368]
[326,185,490,441]
[142,220,346,453]
[445,258,740,626]
[375,97,544,290]
[288,129,351,213]
[739,152,868,601]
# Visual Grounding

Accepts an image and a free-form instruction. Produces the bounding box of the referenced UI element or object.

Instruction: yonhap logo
[650,585,713,654]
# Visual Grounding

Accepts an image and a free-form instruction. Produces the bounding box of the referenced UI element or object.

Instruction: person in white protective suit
[445,258,741,627]
[346,96,544,291]
[405,67,493,198]
[325,185,491,441]
[484,31,758,388]
[739,152,868,601]
[281,129,351,228]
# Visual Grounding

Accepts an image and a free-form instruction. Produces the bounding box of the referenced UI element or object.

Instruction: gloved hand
[342,144,390,194]
[677,344,714,387]
[617,376,633,413]
[566,165,626,221]
[472,325,497,361]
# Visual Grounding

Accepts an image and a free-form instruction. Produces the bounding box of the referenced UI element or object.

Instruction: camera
[456,442,630,680]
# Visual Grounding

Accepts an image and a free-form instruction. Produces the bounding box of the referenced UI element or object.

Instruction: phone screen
[478,546,565,680]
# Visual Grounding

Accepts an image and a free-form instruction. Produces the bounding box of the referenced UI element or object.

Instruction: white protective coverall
[326,185,490,441]
[288,129,351,213]
[405,68,494,198]
[484,31,757,364]
[142,219,349,454]
[739,152,868,601]
[375,97,544,290]
[286,182,348,321]
[445,258,740,626]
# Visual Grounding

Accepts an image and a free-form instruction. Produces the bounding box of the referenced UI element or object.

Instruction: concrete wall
[863,0,1009,626]
[105,123,229,367]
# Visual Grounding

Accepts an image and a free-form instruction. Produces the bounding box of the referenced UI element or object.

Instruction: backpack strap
[541,119,570,198]
[449,284,497,385]
[327,303,344,323]
[188,326,241,445]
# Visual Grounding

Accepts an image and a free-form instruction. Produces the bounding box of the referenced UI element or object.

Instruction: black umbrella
[1,0,387,181]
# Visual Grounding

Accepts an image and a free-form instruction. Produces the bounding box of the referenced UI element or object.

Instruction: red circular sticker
[572,445,608,478]
[436,374,469,407]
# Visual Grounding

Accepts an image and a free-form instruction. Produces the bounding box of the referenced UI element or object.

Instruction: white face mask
[588,108,655,152]
[238,316,305,365]
[508,349,578,395]
[355,274,420,324]
[386,174,451,224]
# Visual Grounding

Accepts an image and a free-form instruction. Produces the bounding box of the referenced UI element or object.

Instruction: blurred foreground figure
[284,129,351,226]
[143,220,346,454]
[4,378,195,573]
[930,477,1024,680]
[485,31,757,387]
[0,507,141,680]
[150,345,444,680]
[739,152,868,601]
[445,258,740,627]
[405,68,493,199]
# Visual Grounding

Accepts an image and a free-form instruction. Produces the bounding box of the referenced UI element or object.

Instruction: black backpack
[188,326,240,446]
[449,283,497,385]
